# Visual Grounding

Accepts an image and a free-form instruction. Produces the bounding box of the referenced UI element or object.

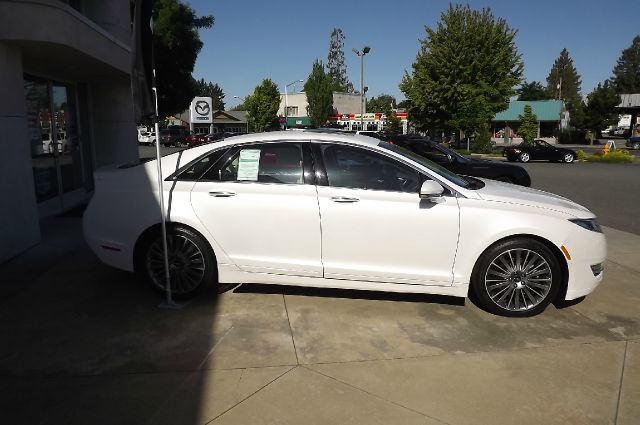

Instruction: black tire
[519,152,530,163]
[139,226,220,299]
[470,238,561,317]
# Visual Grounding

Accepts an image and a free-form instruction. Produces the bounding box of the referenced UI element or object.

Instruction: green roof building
[491,100,567,145]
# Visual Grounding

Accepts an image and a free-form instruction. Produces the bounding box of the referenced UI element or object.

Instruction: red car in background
[186,133,207,147]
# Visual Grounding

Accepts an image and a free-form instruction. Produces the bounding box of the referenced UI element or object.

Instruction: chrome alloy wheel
[484,248,553,312]
[145,234,206,295]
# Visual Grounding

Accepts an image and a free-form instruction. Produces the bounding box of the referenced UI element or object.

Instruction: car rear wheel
[633,142,640,150]
[471,238,561,317]
[519,152,530,163]
[141,226,218,298]
[562,153,574,163]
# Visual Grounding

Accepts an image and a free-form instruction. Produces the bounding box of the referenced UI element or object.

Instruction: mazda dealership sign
[190,96,213,123]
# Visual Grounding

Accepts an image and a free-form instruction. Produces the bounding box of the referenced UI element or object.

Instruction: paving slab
[281,290,618,365]
[617,340,640,425]
[569,260,640,339]
[309,341,626,425]
[0,248,296,376]
[0,366,291,425]
[211,366,443,425]
[602,226,640,273]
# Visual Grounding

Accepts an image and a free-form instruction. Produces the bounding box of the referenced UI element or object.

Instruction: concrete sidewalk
[0,218,638,425]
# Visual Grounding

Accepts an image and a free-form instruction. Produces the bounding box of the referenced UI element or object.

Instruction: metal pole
[360,54,364,131]
[150,16,176,308]
[284,84,288,130]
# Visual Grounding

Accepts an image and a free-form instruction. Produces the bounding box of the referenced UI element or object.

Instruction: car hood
[473,178,593,217]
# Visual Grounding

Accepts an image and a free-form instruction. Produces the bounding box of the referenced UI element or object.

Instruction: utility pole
[353,46,371,131]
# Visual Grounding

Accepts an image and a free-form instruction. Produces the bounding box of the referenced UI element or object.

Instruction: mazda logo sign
[195,101,210,116]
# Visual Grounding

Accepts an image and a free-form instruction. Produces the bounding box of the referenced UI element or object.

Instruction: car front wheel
[141,226,217,299]
[562,152,575,163]
[633,142,640,150]
[471,238,561,317]
[519,152,530,163]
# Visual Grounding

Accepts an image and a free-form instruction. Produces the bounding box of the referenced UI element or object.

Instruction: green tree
[518,104,538,143]
[367,94,396,113]
[382,103,402,134]
[192,78,225,110]
[304,60,334,128]
[327,28,354,92]
[400,4,523,136]
[154,0,214,117]
[546,48,582,105]
[245,79,280,132]
[611,35,640,93]
[546,48,583,132]
[584,82,622,136]
[517,81,552,101]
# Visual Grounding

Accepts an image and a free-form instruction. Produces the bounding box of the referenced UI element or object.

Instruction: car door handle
[330,196,360,203]
[208,191,236,197]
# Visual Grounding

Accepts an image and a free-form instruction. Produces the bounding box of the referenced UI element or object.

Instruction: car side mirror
[419,180,444,199]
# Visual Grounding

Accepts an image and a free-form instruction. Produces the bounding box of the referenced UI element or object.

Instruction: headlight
[513,149,521,153]
[569,218,602,233]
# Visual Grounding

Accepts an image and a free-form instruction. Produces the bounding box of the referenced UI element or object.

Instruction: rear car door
[190,142,322,277]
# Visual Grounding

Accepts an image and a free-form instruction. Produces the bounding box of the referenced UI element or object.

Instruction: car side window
[174,148,229,181]
[321,145,420,193]
[203,143,304,185]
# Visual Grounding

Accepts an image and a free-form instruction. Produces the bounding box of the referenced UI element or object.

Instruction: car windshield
[379,141,470,188]
[431,142,469,163]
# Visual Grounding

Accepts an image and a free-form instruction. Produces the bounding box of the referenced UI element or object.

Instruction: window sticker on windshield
[237,149,261,181]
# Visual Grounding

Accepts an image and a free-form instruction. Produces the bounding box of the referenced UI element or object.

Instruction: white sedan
[83,131,606,317]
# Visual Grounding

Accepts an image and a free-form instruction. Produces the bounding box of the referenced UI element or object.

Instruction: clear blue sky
[189,0,639,108]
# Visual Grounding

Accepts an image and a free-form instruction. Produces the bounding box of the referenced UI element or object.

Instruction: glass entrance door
[24,77,86,217]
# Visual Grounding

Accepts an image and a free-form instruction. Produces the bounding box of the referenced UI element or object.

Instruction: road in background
[521,162,640,235]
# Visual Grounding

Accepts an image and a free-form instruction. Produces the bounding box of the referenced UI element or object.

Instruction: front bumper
[562,227,607,300]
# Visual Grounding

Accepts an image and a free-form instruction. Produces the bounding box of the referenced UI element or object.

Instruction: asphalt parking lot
[1,149,638,424]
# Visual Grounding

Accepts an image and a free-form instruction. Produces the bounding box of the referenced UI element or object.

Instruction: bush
[472,123,493,154]
[576,149,588,161]
[588,150,635,163]
[558,129,587,144]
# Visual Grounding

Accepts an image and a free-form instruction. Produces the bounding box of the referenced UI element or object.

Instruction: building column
[0,43,41,262]
[90,81,138,168]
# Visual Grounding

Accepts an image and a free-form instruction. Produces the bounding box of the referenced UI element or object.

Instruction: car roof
[188,130,381,154]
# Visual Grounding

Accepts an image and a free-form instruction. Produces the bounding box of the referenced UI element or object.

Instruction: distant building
[491,100,565,145]
[174,109,249,135]
[617,94,640,137]
[277,91,407,132]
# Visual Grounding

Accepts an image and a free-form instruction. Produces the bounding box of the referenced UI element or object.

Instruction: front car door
[313,142,460,285]
[190,141,322,277]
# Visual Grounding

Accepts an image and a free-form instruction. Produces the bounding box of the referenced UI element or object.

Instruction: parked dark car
[504,139,576,163]
[626,136,640,150]
[203,132,239,143]
[384,135,531,186]
[159,128,189,147]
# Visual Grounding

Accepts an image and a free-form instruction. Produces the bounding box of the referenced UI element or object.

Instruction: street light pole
[284,79,304,130]
[353,46,370,131]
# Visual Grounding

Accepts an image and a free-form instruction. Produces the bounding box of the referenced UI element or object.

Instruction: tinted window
[321,145,420,192]
[175,148,229,181]
[203,143,303,184]
[405,142,449,164]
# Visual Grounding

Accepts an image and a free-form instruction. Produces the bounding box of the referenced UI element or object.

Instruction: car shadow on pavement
[233,283,466,307]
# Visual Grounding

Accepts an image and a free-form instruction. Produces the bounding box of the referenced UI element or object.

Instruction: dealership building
[0,0,137,262]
